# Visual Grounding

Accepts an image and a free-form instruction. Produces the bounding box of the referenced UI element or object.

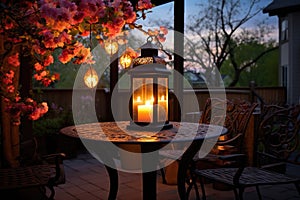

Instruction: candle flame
[151,96,154,102]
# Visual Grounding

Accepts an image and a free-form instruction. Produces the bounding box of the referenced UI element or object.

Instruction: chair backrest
[199,98,258,152]
[19,137,40,166]
[257,104,300,165]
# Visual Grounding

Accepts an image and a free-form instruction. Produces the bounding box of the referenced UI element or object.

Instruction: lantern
[104,40,118,55]
[127,39,173,130]
[84,67,99,88]
[120,52,133,69]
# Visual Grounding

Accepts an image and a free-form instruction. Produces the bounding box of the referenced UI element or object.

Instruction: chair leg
[255,185,262,200]
[39,186,49,200]
[186,174,200,200]
[238,187,244,200]
[198,177,206,200]
[233,188,239,200]
[160,168,167,184]
[193,175,201,200]
[47,185,55,200]
[186,178,193,199]
[294,182,300,196]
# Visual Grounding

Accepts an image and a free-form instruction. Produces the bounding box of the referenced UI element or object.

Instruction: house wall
[288,11,300,104]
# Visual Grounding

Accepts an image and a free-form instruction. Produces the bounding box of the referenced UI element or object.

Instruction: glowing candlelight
[158,95,167,121]
[138,100,153,122]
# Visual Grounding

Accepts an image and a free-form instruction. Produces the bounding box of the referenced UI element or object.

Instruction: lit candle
[138,101,153,122]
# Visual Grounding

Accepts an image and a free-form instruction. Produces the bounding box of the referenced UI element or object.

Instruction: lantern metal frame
[127,38,173,131]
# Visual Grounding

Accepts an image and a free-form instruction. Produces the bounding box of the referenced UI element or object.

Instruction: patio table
[60,121,227,200]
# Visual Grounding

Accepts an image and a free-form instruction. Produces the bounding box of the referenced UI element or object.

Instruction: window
[280,17,288,41]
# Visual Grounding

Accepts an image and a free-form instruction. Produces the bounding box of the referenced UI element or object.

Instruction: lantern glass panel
[157,78,168,122]
[132,78,154,123]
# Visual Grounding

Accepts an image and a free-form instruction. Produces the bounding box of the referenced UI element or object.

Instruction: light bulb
[104,40,118,55]
[120,52,133,69]
[84,67,99,88]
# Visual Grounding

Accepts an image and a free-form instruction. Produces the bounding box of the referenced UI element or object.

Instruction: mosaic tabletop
[60,121,227,144]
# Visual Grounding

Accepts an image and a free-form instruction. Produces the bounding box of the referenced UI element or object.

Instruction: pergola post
[173,0,185,121]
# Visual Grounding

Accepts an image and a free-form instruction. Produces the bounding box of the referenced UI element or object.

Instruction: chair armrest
[42,153,66,163]
[42,153,66,186]
[216,133,242,146]
[218,154,247,167]
[218,154,246,162]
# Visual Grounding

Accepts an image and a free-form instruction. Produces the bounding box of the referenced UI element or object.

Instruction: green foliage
[221,42,279,87]
[33,103,74,136]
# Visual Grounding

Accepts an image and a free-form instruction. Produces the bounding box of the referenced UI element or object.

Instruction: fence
[35,87,286,122]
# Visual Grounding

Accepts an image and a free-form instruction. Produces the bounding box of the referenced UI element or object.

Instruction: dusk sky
[129,0,279,52]
[138,0,277,32]
[127,0,278,73]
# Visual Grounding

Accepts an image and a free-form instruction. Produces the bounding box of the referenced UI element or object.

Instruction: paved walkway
[51,150,299,200]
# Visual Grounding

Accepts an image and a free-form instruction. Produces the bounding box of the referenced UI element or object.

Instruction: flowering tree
[0,0,153,167]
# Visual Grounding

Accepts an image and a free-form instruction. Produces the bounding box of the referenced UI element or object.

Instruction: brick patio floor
[5,149,300,200]
[52,150,299,200]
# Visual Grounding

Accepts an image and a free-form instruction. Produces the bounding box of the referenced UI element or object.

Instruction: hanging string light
[84,67,99,88]
[84,24,99,88]
[104,39,118,56]
[119,51,133,69]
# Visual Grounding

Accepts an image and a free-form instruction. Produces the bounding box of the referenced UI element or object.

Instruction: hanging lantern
[127,39,173,131]
[120,52,133,69]
[84,67,99,88]
[104,40,118,55]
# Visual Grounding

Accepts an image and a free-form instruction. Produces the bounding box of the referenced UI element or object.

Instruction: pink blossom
[2,70,15,85]
[4,19,14,30]
[50,73,60,81]
[43,55,54,66]
[34,63,44,71]
[73,12,85,23]
[80,30,90,37]
[1,0,153,124]
[25,98,34,103]
[157,34,166,43]
[136,0,153,10]
[28,101,48,120]
[15,96,21,102]
[34,74,42,81]
[7,53,20,67]
[32,44,47,55]
[160,26,168,35]
[7,85,15,93]
[41,78,52,87]
[40,70,47,77]
[59,31,72,45]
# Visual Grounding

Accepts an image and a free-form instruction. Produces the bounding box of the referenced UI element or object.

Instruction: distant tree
[183,0,278,86]
[221,41,279,86]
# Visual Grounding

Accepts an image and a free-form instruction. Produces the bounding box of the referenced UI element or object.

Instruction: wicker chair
[159,98,258,194]
[192,104,300,200]
[0,137,66,200]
